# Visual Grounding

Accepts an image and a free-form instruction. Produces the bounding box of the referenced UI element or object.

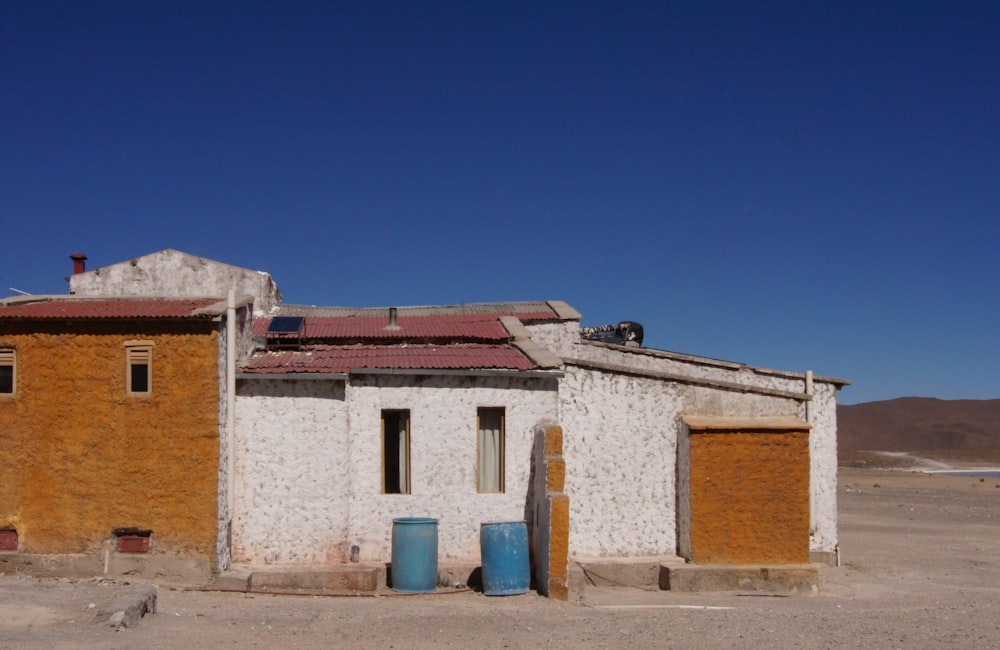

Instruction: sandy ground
[2,466,1000,649]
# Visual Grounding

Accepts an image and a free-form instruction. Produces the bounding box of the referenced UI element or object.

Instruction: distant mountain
[838,397,1000,451]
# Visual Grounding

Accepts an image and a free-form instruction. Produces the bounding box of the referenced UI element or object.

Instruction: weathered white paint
[232,326,843,569]
[69,249,281,314]
[558,367,681,558]
[808,381,840,553]
[232,380,351,565]
[233,374,559,565]
[558,340,842,559]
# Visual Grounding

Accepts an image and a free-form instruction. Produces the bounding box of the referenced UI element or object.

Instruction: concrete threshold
[661,564,820,593]
[249,566,381,593]
[574,556,685,589]
[572,557,819,595]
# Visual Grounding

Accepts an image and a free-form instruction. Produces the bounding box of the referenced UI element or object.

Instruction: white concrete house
[233,303,846,574]
[232,303,570,568]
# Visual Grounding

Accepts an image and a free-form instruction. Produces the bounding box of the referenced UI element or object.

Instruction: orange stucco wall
[688,430,810,565]
[0,320,220,564]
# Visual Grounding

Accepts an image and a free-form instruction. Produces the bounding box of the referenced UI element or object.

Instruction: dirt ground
[3,466,1000,649]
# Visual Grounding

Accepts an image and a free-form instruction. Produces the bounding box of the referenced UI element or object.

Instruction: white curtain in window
[478,411,502,492]
[398,417,409,492]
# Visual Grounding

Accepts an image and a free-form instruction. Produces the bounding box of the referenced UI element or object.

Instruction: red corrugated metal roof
[252,314,527,341]
[240,344,538,374]
[0,298,223,319]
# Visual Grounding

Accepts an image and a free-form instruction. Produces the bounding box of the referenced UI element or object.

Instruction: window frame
[124,341,154,396]
[381,409,411,495]
[477,407,506,493]
[0,349,14,396]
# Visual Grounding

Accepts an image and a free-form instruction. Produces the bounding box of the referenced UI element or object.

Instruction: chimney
[384,307,401,330]
[70,253,88,275]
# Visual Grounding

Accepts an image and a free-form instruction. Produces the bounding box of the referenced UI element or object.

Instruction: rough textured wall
[69,249,280,314]
[809,382,840,553]
[559,367,680,557]
[346,375,559,563]
[567,341,783,389]
[232,380,350,565]
[523,321,581,356]
[559,340,842,558]
[0,321,220,562]
[559,355,823,559]
[688,431,810,564]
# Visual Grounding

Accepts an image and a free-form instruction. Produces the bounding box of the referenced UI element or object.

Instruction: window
[382,410,410,494]
[0,349,14,395]
[477,408,505,493]
[124,341,154,395]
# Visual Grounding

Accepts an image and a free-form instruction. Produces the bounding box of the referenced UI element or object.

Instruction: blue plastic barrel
[480,521,530,596]
[391,517,438,592]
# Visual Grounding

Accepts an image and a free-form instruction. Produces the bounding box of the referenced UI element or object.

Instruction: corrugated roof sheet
[0,298,223,319]
[241,344,538,374]
[252,313,525,341]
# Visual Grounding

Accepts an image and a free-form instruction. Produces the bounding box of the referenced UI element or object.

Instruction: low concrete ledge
[810,549,838,566]
[661,565,820,593]
[222,564,483,595]
[575,556,687,588]
[211,571,251,591]
[0,553,99,579]
[0,553,210,585]
[250,566,380,593]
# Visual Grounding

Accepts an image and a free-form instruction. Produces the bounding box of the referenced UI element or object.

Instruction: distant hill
[838,397,1000,451]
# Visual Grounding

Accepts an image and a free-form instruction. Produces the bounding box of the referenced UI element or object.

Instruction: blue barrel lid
[393,517,438,524]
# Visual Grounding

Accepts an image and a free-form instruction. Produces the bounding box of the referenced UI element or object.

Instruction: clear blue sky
[2,1,997,404]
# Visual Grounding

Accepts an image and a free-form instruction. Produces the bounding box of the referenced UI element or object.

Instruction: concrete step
[573,557,820,594]
[661,564,820,593]
[249,566,381,593]
[573,556,686,589]
[216,563,484,595]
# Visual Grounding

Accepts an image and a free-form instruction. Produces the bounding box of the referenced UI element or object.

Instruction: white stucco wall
[232,380,350,565]
[558,367,681,558]
[558,340,843,559]
[524,321,580,356]
[345,374,559,563]
[232,373,559,567]
[809,381,840,554]
[69,249,281,314]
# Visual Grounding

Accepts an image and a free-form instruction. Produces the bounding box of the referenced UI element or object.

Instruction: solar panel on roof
[267,316,305,334]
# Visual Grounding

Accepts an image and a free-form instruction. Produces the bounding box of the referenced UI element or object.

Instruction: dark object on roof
[267,316,305,334]
[266,316,306,350]
[580,321,644,347]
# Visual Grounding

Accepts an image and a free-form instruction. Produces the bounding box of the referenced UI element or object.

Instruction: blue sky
[2,1,997,404]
